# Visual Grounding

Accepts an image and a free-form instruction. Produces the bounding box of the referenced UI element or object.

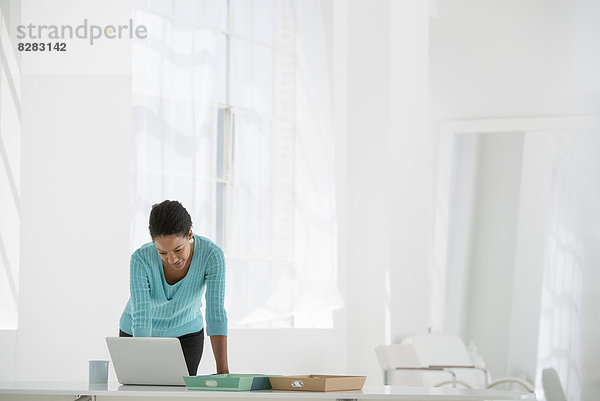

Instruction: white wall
[445,132,530,379]
[6,21,135,366]
[430,0,600,384]
[443,134,478,340]
[17,0,133,382]
[508,131,555,382]
[0,330,16,380]
[18,74,132,381]
[345,0,432,384]
[389,0,431,340]
[345,0,391,383]
[466,132,524,377]
[429,0,600,120]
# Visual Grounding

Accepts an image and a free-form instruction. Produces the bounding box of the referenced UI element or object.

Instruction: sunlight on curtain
[131,0,341,328]
[131,1,221,251]
[535,131,600,401]
[0,8,21,330]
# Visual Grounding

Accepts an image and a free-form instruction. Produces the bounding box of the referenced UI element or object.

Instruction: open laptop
[106,337,189,386]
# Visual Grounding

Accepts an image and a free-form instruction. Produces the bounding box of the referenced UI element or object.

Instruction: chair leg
[442,368,457,388]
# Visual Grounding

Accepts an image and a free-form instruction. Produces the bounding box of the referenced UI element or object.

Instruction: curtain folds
[131,0,342,328]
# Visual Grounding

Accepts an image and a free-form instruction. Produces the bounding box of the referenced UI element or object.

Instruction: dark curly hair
[148,200,193,239]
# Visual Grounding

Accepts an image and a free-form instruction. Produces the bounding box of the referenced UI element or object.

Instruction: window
[215,0,297,327]
[131,0,341,328]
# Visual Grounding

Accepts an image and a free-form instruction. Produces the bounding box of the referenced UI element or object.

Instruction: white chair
[375,334,486,388]
[375,334,534,392]
[542,367,567,401]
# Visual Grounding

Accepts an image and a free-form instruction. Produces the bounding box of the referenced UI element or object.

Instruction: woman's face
[154,232,193,271]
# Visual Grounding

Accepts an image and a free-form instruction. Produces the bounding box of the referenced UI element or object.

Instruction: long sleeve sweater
[119,234,228,337]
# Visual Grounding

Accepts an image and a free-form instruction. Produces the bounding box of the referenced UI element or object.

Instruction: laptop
[106,337,189,386]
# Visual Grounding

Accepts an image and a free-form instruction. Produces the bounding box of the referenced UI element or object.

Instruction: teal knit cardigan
[119,234,228,337]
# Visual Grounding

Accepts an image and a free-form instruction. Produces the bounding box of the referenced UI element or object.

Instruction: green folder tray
[183,374,272,391]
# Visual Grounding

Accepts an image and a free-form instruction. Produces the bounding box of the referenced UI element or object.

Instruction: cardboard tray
[268,375,366,392]
[184,374,272,391]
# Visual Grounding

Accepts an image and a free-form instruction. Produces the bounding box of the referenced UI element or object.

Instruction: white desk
[0,382,536,401]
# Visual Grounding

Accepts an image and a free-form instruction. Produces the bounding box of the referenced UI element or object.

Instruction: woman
[119,200,229,376]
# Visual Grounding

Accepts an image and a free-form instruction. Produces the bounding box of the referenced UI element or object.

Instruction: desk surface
[0,382,536,400]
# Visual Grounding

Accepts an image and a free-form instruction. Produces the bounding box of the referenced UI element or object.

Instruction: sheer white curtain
[131,0,341,328]
[0,8,21,329]
[131,1,221,248]
[535,131,600,401]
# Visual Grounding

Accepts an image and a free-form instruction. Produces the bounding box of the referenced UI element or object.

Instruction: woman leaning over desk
[119,200,229,376]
